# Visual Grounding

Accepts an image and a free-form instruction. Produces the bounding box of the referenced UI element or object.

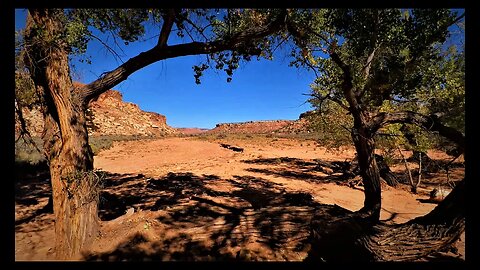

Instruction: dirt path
[15,136,465,261]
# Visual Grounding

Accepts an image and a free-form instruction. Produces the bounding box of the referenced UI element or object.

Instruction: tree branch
[88,33,124,64]
[369,111,465,152]
[452,12,465,26]
[178,12,209,41]
[79,10,287,102]
[303,54,320,78]
[307,92,349,111]
[357,46,377,99]
[285,13,332,47]
[156,9,177,48]
[285,14,358,113]
[329,51,357,112]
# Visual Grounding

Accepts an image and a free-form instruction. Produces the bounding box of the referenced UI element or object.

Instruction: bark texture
[309,179,465,262]
[360,179,465,261]
[24,9,99,259]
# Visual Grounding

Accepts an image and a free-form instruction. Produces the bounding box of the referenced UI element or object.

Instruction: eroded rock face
[87,89,175,136]
[211,120,294,134]
[15,83,176,138]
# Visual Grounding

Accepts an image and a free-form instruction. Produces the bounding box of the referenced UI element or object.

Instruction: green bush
[15,135,157,165]
[15,137,45,165]
[89,136,114,156]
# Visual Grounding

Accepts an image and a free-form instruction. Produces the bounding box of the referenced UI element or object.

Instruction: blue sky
[15,9,316,129]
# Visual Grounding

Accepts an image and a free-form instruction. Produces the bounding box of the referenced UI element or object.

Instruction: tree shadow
[15,160,53,226]
[15,160,50,201]
[241,156,463,193]
[87,171,354,261]
[242,157,354,184]
[15,158,463,262]
[84,232,238,261]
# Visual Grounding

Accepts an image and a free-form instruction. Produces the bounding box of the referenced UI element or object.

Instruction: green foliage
[194,9,285,83]
[64,19,90,55]
[15,30,39,109]
[15,137,45,165]
[305,101,353,148]
[375,123,435,164]
[305,9,458,111]
[295,8,463,152]
[68,9,149,44]
[417,47,465,133]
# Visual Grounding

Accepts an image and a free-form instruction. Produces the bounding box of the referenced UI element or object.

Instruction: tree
[285,8,464,220]
[284,9,465,261]
[19,8,289,259]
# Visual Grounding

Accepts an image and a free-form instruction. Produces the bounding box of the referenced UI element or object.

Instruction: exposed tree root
[307,179,465,262]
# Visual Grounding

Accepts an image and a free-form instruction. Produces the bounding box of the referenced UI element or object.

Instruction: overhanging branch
[369,111,465,152]
[79,9,287,102]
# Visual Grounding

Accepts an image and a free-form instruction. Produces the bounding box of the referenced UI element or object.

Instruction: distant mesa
[209,117,312,135]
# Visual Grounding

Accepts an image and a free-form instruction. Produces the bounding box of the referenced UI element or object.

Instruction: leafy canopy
[287,9,463,150]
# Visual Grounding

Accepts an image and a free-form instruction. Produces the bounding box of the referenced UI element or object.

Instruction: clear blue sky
[15,9,316,129]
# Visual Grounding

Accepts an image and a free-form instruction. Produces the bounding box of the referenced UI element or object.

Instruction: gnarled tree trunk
[351,114,382,221]
[328,51,382,222]
[24,9,99,259]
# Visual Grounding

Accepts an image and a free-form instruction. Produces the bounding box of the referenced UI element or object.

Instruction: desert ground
[14,135,465,261]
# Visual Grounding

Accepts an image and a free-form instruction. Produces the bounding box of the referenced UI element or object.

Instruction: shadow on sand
[15,160,53,226]
[14,156,463,262]
[85,170,353,261]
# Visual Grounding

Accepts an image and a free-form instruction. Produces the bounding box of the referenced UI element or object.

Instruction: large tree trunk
[21,8,290,259]
[351,112,382,222]
[24,9,99,259]
[328,51,382,222]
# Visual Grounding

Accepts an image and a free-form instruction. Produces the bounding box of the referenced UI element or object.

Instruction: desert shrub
[89,134,155,155]
[216,134,227,139]
[89,136,114,156]
[15,134,153,163]
[15,137,45,165]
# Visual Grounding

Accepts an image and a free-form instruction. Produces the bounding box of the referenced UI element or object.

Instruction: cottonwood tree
[284,9,465,260]
[19,8,289,259]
